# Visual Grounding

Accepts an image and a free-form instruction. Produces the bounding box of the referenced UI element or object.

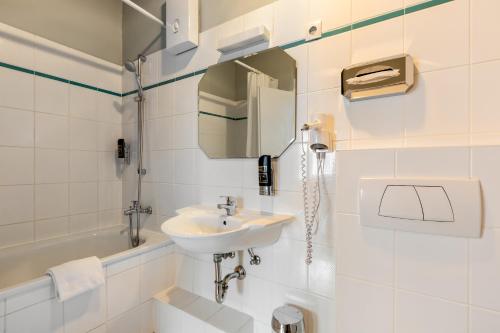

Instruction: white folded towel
[47,256,105,302]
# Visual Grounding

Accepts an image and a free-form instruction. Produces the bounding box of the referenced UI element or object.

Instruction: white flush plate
[360,178,482,238]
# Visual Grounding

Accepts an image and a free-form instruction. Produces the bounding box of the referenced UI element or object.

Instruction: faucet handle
[219,196,237,206]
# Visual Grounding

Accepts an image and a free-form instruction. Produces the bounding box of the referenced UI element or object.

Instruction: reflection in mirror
[198,47,297,158]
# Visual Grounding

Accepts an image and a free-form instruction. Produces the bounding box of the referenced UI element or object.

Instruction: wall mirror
[198,47,297,158]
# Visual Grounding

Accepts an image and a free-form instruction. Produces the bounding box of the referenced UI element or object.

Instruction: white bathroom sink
[161,206,293,253]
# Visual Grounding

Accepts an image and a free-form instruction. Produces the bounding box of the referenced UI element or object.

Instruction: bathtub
[0,225,176,332]
[0,225,172,298]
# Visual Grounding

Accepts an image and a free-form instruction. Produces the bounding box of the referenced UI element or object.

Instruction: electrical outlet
[306,20,322,41]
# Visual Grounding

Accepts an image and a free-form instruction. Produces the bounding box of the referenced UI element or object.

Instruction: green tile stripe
[131,0,454,95]
[199,111,247,121]
[0,60,122,97]
[0,0,453,98]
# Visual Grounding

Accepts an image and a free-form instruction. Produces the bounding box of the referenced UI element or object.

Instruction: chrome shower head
[124,56,147,97]
[124,60,136,73]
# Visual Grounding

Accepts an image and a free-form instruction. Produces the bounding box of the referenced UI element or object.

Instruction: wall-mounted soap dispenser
[117,138,130,164]
[258,155,274,196]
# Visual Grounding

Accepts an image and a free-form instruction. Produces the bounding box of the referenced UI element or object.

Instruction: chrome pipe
[213,253,246,304]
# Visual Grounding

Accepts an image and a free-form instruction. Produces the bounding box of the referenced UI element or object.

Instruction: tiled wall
[2,0,500,332]
[0,244,175,333]
[119,0,500,332]
[0,23,123,249]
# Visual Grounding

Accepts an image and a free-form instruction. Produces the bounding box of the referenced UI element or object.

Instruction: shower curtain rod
[122,0,166,28]
[234,60,264,75]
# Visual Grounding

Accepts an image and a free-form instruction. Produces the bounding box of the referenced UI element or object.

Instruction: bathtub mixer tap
[123,200,152,246]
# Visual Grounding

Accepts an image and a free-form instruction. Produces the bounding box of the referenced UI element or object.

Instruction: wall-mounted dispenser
[116,138,130,164]
[341,54,414,101]
[165,0,199,55]
[258,155,274,196]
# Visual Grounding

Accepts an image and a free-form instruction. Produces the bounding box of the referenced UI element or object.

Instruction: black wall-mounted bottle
[258,155,273,196]
[117,139,126,158]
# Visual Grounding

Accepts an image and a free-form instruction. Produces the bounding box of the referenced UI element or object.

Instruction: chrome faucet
[217,196,237,216]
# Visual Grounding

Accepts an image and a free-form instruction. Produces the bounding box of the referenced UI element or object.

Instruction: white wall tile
[352,0,402,22]
[404,0,469,72]
[471,0,500,63]
[336,214,394,285]
[196,150,243,188]
[174,76,199,115]
[35,113,69,150]
[64,286,106,333]
[69,182,98,215]
[140,255,175,302]
[336,276,394,333]
[309,0,351,31]
[0,67,34,111]
[274,0,307,45]
[70,150,98,182]
[470,228,500,311]
[471,60,500,133]
[107,256,141,277]
[396,232,468,302]
[6,298,63,333]
[396,147,470,177]
[404,66,469,138]
[308,32,351,92]
[106,306,141,333]
[352,17,404,64]
[174,149,197,185]
[35,183,69,219]
[336,149,395,213]
[470,307,500,333]
[36,149,69,184]
[0,222,33,248]
[35,216,69,240]
[175,254,195,292]
[308,89,350,141]
[97,94,121,124]
[69,86,97,121]
[273,238,308,289]
[0,147,34,185]
[5,284,53,314]
[98,152,121,182]
[156,83,175,119]
[107,266,141,319]
[346,92,403,141]
[153,150,174,183]
[98,209,122,228]
[98,122,121,152]
[308,244,335,297]
[35,76,69,116]
[471,146,500,227]
[396,291,467,333]
[70,118,98,151]
[98,182,122,211]
[0,107,34,147]
[69,212,99,234]
[0,185,33,225]
[149,117,173,150]
[173,113,197,149]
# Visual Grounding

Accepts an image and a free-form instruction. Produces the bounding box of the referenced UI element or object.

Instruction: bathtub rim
[0,226,173,301]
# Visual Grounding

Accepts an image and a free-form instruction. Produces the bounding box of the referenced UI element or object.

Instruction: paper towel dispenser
[341,54,414,101]
[360,178,482,238]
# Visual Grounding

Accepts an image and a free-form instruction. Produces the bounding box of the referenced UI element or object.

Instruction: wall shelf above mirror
[198,47,297,159]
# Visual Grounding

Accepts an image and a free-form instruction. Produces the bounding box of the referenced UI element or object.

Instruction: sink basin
[161,206,293,253]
